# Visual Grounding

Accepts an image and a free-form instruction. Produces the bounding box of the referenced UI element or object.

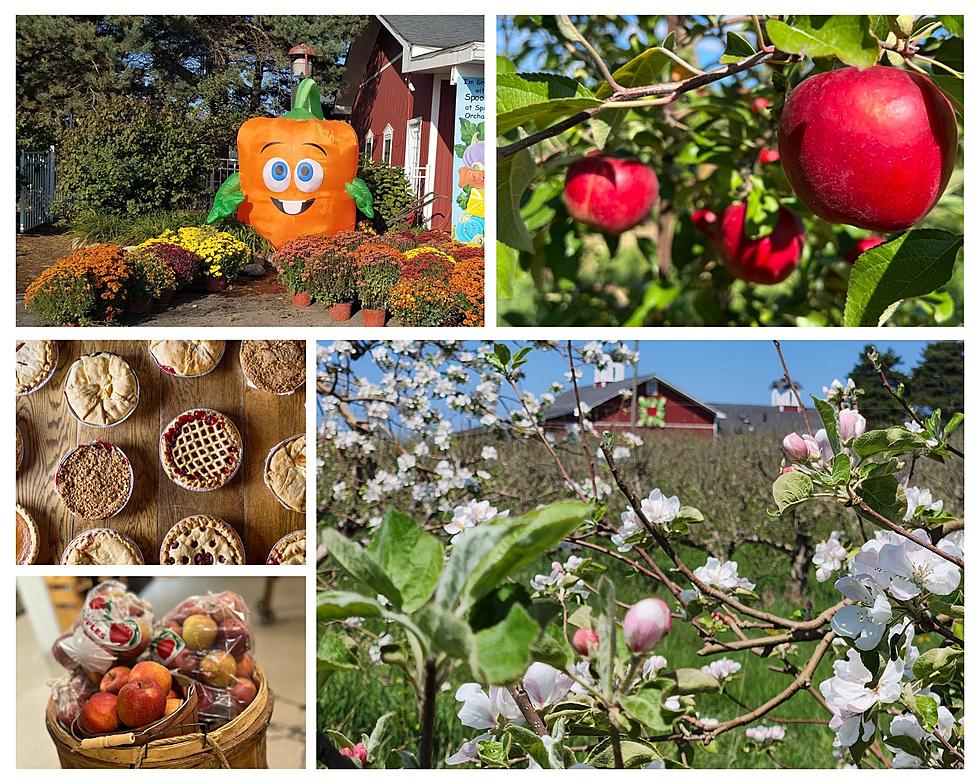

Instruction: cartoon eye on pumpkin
[294,158,324,193]
[263,158,291,192]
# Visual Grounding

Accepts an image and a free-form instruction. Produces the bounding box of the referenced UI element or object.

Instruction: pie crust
[16,340,59,395]
[16,505,39,565]
[240,340,305,394]
[161,409,242,491]
[61,528,144,565]
[266,530,306,565]
[64,352,139,426]
[148,340,225,377]
[160,516,245,565]
[264,434,306,512]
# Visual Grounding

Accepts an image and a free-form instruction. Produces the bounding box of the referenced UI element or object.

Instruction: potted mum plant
[354,242,404,326]
[271,234,335,307]
[301,231,364,321]
[126,248,179,311]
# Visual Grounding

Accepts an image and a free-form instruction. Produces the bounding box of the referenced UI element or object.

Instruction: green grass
[318,540,847,769]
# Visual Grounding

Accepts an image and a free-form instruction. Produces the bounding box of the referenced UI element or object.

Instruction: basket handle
[79,732,137,749]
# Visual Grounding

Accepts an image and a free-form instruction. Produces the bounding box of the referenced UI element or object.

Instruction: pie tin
[239,341,305,396]
[262,433,306,512]
[159,407,243,492]
[266,529,306,565]
[60,527,145,566]
[63,352,141,428]
[15,504,40,565]
[54,441,135,520]
[16,340,60,397]
[147,340,226,379]
[158,515,245,566]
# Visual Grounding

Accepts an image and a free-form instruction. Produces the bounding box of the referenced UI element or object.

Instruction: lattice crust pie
[16,340,59,395]
[266,530,306,565]
[148,340,225,377]
[240,340,305,394]
[160,515,245,565]
[161,408,242,491]
[265,434,306,512]
[16,505,39,565]
[64,352,139,426]
[62,528,144,565]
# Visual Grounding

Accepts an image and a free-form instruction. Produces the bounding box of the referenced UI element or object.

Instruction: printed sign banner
[451,74,485,244]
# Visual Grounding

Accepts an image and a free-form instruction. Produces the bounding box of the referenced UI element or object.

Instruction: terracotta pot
[129,298,151,314]
[291,291,312,307]
[204,276,227,293]
[361,308,387,327]
[328,302,353,321]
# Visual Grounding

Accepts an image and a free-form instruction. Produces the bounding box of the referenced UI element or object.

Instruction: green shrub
[357,156,415,232]
[56,96,219,220]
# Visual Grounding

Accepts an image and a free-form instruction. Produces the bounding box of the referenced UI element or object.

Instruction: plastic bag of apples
[150,590,258,730]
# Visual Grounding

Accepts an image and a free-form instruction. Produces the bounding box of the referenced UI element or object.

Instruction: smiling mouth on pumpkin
[271,197,315,215]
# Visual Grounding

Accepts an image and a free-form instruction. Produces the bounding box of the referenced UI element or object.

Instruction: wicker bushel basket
[45,665,274,768]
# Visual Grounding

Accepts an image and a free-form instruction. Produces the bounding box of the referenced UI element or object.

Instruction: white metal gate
[18,146,56,233]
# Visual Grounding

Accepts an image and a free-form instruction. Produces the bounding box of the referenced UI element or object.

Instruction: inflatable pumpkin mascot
[207,78,374,249]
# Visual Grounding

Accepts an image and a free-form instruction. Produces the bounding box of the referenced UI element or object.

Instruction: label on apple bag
[150,627,186,664]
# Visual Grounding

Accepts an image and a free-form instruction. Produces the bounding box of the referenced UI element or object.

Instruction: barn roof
[543,374,726,421]
[381,16,484,48]
[712,403,814,434]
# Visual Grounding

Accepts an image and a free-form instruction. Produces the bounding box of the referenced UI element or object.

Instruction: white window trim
[381,123,394,165]
[364,129,374,160]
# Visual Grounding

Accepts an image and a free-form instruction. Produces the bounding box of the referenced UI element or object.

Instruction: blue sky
[319,341,934,415]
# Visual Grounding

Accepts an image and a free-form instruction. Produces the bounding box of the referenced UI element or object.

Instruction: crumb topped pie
[62,528,143,565]
[240,340,305,394]
[161,408,242,491]
[16,505,39,565]
[266,530,306,565]
[64,352,139,426]
[148,340,225,377]
[16,340,58,395]
[264,434,306,512]
[160,516,244,565]
[56,442,133,519]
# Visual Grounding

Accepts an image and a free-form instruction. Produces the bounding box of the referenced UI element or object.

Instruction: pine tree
[910,342,964,414]
[848,345,910,427]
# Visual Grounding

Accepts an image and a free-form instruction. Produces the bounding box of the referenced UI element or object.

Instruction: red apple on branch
[563,152,659,234]
[779,65,957,232]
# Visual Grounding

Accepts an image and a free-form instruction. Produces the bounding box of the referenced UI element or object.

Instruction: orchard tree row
[497,15,964,327]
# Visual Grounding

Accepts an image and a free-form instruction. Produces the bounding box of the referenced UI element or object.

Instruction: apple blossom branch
[497,47,775,163]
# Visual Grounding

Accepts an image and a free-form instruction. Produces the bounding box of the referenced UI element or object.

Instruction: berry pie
[160,515,245,565]
[161,409,242,491]
[266,530,306,565]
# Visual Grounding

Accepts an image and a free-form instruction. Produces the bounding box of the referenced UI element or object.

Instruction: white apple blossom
[640,489,681,527]
[831,576,892,650]
[611,510,643,552]
[445,733,492,765]
[903,486,944,521]
[745,724,786,745]
[701,658,742,682]
[694,557,756,592]
[820,649,903,746]
[454,683,524,730]
[481,445,498,460]
[523,662,573,710]
[813,531,848,582]
[876,530,961,599]
[445,500,503,542]
[642,655,668,680]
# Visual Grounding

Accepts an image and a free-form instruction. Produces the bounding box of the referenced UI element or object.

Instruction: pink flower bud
[340,742,368,764]
[838,409,866,442]
[622,598,672,653]
[572,628,600,656]
[782,432,813,462]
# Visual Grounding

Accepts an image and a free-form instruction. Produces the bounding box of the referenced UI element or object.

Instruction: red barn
[335,15,485,237]
[542,367,724,438]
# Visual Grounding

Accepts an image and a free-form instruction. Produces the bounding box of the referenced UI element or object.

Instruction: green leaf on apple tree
[595,45,671,99]
[719,31,757,64]
[475,603,540,684]
[321,529,403,607]
[844,229,963,326]
[940,15,964,38]
[367,509,443,613]
[766,15,880,69]
[497,148,536,252]
[929,74,964,115]
[497,72,599,135]
[772,470,813,512]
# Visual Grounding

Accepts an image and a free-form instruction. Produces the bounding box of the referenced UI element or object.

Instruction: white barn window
[364,130,374,160]
[381,124,394,164]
